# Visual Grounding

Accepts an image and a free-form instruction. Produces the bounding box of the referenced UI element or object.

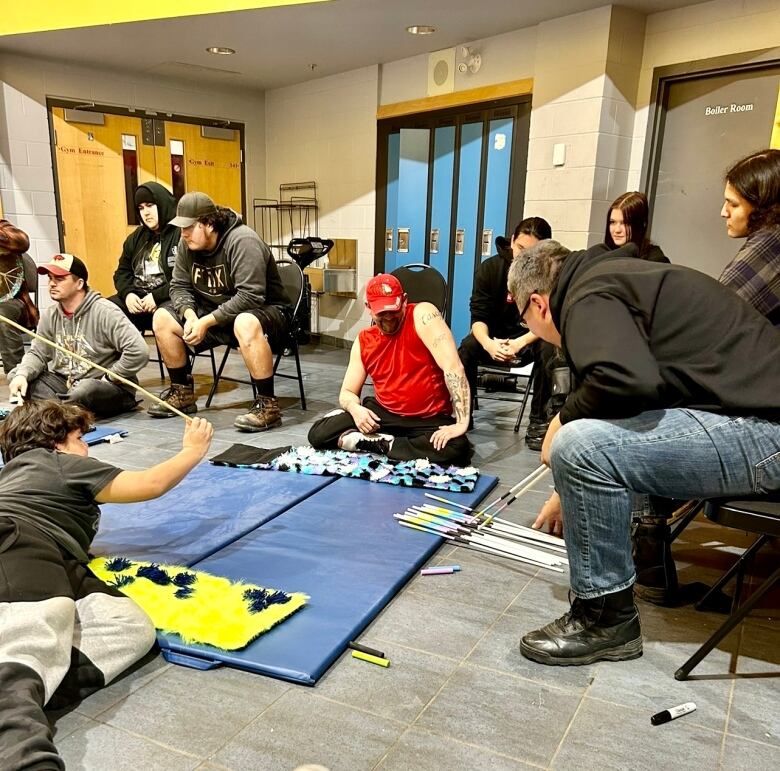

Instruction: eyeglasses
[518,293,536,329]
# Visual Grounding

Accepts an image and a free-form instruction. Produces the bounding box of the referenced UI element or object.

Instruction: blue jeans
[550,409,780,599]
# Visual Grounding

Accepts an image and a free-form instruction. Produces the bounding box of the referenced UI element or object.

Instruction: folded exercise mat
[92,462,336,566]
[156,473,499,684]
[211,443,481,492]
[90,556,307,650]
[84,425,129,444]
[0,424,128,468]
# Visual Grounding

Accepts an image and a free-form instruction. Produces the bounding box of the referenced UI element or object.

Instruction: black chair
[391,263,447,314]
[205,258,307,409]
[475,359,536,433]
[675,496,780,680]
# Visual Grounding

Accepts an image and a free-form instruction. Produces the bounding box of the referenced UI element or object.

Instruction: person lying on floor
[0,400,213,769]
[308,273,473,466]
[506,239,780,667]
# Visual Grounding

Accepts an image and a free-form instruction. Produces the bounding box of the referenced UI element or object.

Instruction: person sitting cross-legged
[308,273,473,466]
[507,240,780,667]
[148,192,292,431]
[8,254,148,418]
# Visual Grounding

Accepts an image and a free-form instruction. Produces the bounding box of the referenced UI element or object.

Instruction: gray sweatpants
[0,518,156,770]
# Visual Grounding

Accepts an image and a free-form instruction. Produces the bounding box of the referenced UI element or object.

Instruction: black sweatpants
[459,335,554,425]
[307,396,473,466]
[0,518,156,770]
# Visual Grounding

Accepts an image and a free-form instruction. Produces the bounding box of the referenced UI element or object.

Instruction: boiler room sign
[704,102,754,115]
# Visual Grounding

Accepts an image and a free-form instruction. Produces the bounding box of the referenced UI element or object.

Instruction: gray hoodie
[169,210,291,326]
[12,290,148,387]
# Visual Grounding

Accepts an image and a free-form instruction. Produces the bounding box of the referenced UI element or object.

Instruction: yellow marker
[352,650,390,668]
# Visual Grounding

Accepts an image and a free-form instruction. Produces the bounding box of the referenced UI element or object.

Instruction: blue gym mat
[156,473,499,684]
[93,462,336,566]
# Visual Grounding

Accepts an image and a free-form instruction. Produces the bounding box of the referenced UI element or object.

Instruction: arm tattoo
[445,371,470,424]
[431,331,448,349]
[421,310,442,325]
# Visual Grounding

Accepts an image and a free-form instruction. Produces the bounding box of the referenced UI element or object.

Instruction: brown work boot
[234,396,282,432]
[148,378,198,418]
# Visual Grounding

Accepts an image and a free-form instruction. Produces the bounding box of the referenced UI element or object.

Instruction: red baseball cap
[365,274,404,313]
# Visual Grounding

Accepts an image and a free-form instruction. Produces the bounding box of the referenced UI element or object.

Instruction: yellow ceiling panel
[4,0,331,36]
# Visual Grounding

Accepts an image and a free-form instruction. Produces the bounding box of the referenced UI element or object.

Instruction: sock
[168,365,191,386]
[252,376,274,399]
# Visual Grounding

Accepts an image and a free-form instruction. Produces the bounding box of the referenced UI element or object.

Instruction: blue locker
[428,126,455,280]
[450,121,483,344]
[481,117,514,261]
[383,132,400,273]
[396,128,430,267]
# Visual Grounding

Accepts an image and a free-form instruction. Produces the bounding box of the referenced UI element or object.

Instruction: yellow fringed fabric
[89,556,307,650]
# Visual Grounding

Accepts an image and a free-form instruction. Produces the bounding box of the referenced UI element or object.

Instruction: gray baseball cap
[169,192,217,227]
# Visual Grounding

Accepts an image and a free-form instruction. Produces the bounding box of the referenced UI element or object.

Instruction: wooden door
[52,108,158,296]
[52,108,244,298]
[156,122,242,212]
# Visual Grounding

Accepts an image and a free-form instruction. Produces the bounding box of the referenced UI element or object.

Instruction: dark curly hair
[725,149,780,233]
[0,400,92,462]
[198,206,233,236]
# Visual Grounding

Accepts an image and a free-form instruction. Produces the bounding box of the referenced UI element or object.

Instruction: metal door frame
[640,46,780,231]
[375,96,531,321]
[47,97,247,254]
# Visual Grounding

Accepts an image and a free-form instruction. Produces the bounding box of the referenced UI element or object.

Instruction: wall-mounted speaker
[427,48,455,96]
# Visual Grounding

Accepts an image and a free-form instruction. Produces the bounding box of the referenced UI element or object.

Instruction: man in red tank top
[308,274,472,466]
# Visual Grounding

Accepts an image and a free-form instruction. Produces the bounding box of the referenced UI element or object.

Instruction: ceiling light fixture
[406,25,436,36]
[206,46,236,55]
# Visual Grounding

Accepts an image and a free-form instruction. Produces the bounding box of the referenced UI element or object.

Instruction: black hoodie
[113,182,179,304]
[468,236,524,338]
[550,243,780,424]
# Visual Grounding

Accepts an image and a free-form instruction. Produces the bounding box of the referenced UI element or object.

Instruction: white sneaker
[338,430,393,455]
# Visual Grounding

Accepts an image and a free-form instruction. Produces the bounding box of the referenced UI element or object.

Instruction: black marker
[348,641,386,659]
[651,702,696,725]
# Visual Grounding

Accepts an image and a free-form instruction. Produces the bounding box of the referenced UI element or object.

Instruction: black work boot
[632,516,679,605]
[525,419,548,451]
[520,587,642,666]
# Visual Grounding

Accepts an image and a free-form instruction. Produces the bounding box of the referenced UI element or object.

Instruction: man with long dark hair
[720,148,780,327]
[458,216,555,448]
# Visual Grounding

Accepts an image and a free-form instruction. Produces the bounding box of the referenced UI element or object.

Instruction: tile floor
[3,340,778,770]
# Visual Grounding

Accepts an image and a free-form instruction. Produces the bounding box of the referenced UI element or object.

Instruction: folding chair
[474,360,536,433]
[391,263,447,314]
[205,258,307,409]
[675,496,780,680]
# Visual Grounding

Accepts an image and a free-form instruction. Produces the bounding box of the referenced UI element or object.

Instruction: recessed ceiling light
[206,46,236,55]
[406,25,436,36]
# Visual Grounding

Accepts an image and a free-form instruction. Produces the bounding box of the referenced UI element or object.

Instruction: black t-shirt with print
[0,448,122,562]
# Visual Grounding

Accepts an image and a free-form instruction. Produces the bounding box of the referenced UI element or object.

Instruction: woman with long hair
[604,191,669,263]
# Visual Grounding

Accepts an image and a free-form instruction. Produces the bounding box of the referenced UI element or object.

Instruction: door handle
[481,228,493,257]
[397,228,410,253]
[455,228,465,255]
[429,228,440,254]
[385,228,394,252]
